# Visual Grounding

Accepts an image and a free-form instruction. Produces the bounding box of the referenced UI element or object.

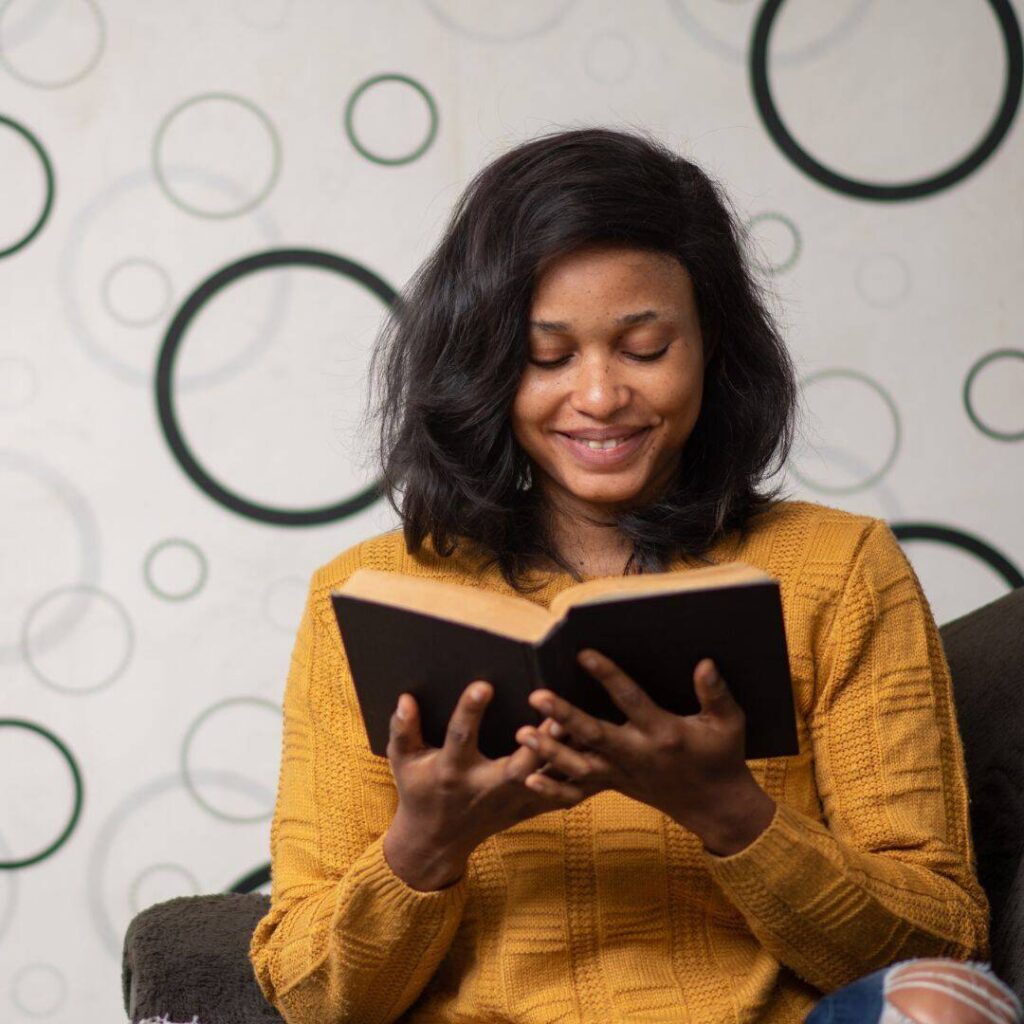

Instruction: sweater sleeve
[247,545,469,1024]
[701,517,990,993]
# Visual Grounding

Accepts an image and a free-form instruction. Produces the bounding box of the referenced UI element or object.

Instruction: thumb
[693,659,738,718]
[387,693,425,761]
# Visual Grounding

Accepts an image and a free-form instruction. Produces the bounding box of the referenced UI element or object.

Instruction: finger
[387,693,425,761]
[514,724,605,785]
[504,717,561,783]
[523,769,587,807]
[527,688,615,755]
[440,680,492,768]
[577,648,663,731]
[693,659,741,719]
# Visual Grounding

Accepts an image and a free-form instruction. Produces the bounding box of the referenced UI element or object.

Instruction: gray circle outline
[142,537,209,601]
[10,962,68,1017]
[21,583,134,695]
[790,368,902,494]
[100,256,174,327]
[59,166,288,390]
[180,696,281,823]
[666,0,874,66]
[422,0,577,42]
[0,0,106,89]
[153,92,282,219]
[745,211,802,274]
[0,449,102,667]
[855,252,912,308]
[0,357,39,410]
[128,861,201,916]
[86,769,274,955]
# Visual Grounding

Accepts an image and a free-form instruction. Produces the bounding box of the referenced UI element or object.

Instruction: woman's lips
[554,428,651,469]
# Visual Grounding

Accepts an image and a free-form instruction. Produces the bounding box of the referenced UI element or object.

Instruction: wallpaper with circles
[2,0,1023,1020]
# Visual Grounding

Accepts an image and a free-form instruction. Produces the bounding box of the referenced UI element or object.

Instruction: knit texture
[247,499,989,1024]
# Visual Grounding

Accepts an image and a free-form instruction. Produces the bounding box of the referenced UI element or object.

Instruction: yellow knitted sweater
[248,499,989,1024]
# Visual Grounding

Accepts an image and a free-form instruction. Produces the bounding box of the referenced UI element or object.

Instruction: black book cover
[331,578,797,762]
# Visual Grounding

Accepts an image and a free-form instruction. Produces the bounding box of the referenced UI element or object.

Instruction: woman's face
[511,245,706,519]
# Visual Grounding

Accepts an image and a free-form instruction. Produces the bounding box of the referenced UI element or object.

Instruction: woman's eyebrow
[529,309,662,333]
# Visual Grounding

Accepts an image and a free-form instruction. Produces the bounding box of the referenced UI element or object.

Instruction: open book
[330,562,798,762]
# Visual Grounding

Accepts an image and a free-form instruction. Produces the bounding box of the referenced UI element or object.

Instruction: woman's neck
[540,496,635,579]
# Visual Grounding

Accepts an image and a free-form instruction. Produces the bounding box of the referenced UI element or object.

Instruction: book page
[548,561,774,621]
[337,568,555,642]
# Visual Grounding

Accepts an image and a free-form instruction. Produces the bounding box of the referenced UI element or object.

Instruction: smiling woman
[366,125,799,592]
[248,126,1010,1024]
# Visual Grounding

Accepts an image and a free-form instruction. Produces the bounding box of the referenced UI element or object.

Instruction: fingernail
[549,722,564,739]
[580,651,599,669]
[395,701,406,721]
[472,684,487,701]
[523,734,538,750]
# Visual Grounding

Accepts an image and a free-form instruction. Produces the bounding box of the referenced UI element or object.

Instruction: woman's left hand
[515,649,777,856]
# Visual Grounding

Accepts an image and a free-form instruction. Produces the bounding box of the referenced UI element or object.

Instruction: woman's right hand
[382,679,599,891]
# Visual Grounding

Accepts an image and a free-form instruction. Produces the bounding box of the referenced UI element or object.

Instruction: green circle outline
[963,347,1024,441]
[0,719,84,870]
[152,91,282,219]
[745,211,801,274]
[0,0,106,90]
[791,368,902,494]
[343,72,439,166]
[0,113,54,259]
[142,537,209,601]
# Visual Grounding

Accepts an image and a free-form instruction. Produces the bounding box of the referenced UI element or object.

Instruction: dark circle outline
[143,537,209,602]
[180,696,280,823]
[21,584,135,695]
[891,522,1024,590]
[100,256,174,328]
[0,113,54,259]
[790,368,902,494]
[0,719,83,870]
[963,347,1024,441]
[0,0,106,90]
[750,0,1024,201]
[155,247,387,526]
[152,91,282,219]
[343,72,439,166]
[228,862,270,893]
[745,210,801,274]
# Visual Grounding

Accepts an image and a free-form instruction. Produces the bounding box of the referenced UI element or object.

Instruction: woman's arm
[248,547,469,1024]
[701,518,990,992]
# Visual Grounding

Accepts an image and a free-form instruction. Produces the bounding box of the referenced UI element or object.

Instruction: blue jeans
[805,958,1022,1023]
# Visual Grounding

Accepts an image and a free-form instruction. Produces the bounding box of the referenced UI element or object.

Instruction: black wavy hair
[365,125,799,592]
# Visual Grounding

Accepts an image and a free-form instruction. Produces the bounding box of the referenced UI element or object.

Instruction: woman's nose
[569,357,630,419]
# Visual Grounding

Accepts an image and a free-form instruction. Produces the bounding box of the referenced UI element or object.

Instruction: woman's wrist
[678,777,777,857]
[382,814,472,892]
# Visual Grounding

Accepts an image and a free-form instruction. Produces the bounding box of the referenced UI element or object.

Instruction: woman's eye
[527,344,670,369]
[627,345,670,362]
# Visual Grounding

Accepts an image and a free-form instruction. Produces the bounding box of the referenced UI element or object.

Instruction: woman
[248,127,1020,1024]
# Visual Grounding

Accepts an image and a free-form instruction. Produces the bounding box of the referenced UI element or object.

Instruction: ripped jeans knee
[805,957,1023,1023]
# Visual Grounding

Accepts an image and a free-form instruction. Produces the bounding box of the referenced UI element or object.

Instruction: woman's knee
[881,958,1021,1024]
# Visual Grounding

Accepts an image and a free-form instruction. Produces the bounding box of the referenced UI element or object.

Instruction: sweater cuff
[701,800,841,900]
[341,832,471,914]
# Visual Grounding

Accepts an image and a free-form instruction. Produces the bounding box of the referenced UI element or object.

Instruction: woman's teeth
[579,437,629,450]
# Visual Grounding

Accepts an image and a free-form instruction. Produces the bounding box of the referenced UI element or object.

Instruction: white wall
[1,1,1022,1020]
